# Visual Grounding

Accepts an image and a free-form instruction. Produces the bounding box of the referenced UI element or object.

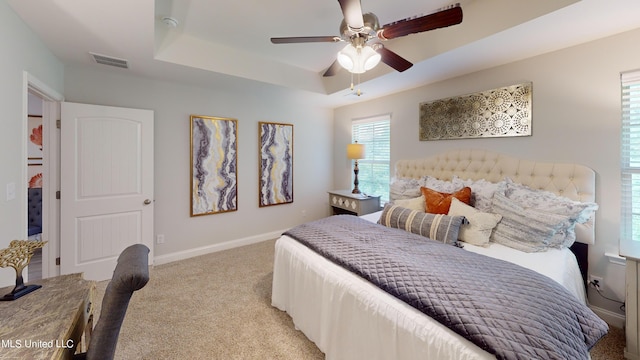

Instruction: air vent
[89,52,129,69]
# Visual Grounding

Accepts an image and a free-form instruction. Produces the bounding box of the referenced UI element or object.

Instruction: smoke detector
[161,16,179,28]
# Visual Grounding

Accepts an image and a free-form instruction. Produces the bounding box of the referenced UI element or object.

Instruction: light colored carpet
[93,239,624,359]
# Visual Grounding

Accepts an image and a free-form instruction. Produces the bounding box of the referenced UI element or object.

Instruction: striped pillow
[378,204,465,246]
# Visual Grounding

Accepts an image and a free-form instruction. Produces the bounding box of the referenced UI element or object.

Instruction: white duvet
[272,211,587,360]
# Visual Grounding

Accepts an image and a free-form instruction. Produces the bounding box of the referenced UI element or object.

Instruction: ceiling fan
[270,0,463,77]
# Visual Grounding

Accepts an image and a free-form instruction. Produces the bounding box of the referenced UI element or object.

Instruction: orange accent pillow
[420,186,472,214]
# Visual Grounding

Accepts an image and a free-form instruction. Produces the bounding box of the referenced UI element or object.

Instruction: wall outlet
[156,234,165,244]
[588,275,603,288]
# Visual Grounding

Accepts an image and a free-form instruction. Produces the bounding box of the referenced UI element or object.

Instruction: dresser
[328,190,381,216]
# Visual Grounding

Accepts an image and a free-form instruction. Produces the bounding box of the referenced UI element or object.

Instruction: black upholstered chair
[74,244,150,360]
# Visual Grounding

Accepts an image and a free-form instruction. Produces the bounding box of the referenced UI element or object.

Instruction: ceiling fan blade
[376,46,413,72]
[338,0,364,30]
[323,60,342,77]
[378,4,462,40]
[271,36,342,44]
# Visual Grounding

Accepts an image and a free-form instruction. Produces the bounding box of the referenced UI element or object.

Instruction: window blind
[352,115,391,203]
[621,70,640,248]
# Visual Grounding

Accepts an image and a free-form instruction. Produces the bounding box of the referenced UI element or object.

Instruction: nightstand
[328,190,381,216]
[623,253,640,358]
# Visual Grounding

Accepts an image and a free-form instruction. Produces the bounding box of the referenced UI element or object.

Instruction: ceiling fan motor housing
[340,12,380,42]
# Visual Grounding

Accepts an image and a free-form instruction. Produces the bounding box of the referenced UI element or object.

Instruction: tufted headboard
[28,187,43,237]
[394,149,596,246]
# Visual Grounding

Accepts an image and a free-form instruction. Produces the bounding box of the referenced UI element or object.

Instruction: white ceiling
[8,0,640,107]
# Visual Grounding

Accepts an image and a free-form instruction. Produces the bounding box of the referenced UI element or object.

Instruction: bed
[272,149,607,359]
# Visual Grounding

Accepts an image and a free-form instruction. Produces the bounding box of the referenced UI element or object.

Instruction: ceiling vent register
[89,52,129,69]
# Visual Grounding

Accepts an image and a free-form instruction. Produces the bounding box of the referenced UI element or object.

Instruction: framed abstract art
[258,122,293,207]
[190,115,238,216]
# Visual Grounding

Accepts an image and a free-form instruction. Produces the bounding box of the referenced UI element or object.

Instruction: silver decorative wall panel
[419,83,532,140]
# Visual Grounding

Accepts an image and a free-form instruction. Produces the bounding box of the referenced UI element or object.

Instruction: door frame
[23,72,64,279]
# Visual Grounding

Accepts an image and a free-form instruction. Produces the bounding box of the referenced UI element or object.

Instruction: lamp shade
[337,44,381,74]
[347,143,366,159]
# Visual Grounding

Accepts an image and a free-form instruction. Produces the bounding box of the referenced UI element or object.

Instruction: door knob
[143,199,152,205]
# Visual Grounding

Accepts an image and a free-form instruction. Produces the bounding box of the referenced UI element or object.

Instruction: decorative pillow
[393,195,425,212]
[389,177,422,200]
[420,186,472,214]
[500,178,599,247]
[448,197,502,246]
[489,191,572,252]
[378,204,465,246]
[420,175,460,193]
[452,177,505,213]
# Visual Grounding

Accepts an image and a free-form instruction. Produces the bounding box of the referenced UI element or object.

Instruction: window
[621,71,640,248]
[352,115,391,203]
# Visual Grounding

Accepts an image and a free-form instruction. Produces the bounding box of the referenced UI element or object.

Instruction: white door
[60,102,153,280]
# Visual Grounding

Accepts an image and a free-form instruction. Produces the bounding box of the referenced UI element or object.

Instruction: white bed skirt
[272,235,495,360]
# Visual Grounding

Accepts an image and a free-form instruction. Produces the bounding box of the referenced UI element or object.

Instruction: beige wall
[2,0,333,287]
[63,65,334,261]
[334,28,640,317]
[0,3,64,287]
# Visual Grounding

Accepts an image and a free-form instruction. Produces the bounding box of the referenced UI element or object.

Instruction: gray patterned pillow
[421,175,460,193]
[378,204,465,246]
[489,191,570,252]
[453,176,505,213]
[501,178,598,248]
[389,177,422,200]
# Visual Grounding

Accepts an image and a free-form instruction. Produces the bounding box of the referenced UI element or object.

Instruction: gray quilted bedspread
[283,215,608,360]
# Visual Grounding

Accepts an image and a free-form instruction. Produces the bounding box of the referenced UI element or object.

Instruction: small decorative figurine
[0,240,47,301]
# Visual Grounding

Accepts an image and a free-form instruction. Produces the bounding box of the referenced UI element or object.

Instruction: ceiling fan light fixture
[337,43,381,74]
[363,47,381,70]
[337,44,356,71]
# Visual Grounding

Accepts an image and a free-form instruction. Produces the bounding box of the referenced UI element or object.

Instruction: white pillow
[393,195,425,212]
[448,197,502,246]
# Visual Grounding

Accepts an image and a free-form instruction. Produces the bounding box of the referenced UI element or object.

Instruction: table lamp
[347,142,366,194]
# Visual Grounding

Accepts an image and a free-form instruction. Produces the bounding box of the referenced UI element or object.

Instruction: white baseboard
[153,229,286,266]
[625,349,639,360]
[589,303,626,329]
